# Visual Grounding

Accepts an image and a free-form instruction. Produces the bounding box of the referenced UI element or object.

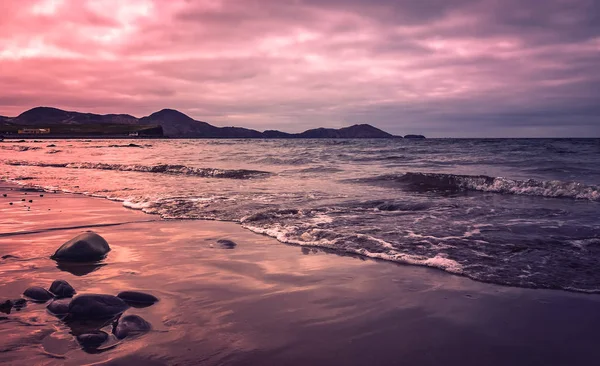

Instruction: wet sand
[1,183,600,365]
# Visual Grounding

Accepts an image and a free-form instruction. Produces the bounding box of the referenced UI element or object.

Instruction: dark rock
[9,202,12,205]
[12,298,27,309]
[46,144,56,147]
[113,315,151,339]
[68,294,129,319]
[49,280,76,298]
[0,300,12,314]
[117,291,159,306]
[40,194,44,197]
[28,200,32,203]
[1,254,18,260]
[21,198,25,201]
[23,286,53,302]
[2,194,6,197]
[217,239,237,249]
[76,331,109,349]
[51,231,110,262]
[46,299,71,316]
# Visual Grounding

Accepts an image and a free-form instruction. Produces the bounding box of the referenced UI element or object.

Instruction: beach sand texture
[2,183,600,365]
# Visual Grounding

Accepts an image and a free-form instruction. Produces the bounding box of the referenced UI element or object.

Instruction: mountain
[139,109,263,138]
[2,107,407,138]
[298,124,394,138]
[16,107,139,125]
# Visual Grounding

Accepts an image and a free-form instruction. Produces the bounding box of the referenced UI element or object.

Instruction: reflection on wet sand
[2,185,600,365]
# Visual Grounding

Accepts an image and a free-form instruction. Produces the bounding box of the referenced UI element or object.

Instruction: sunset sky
[1,0,598,137]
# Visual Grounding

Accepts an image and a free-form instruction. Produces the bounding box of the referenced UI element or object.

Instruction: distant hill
[404,134,426,139]
[298,124,394,138]
[139,109,263,138]
[16,107,139,125]
[1,107,410,138]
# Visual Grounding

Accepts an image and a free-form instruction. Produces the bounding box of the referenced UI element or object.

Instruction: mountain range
[0,107,417,138]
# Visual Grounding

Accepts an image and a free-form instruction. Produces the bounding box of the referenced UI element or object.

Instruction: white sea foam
[243,223,464,275]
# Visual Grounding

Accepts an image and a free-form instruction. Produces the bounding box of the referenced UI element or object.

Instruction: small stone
[117,291,159,306]
[40,194,44,197]
[76,331,109,349]
[217,239,237,249]
[2,194,6,197]
[68,294,129,319]
[0,300,12,314]
[113,315,151,339]
[21,198,25,201]
[9,202,13,205]
[23,286,54,302]
[46,299,71,316]
[28,200,33,203]
[49,280,76,298]
[12,299,27,309]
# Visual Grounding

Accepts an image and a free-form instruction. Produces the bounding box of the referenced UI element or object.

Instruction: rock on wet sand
[0,300,13,314]
[117,291,159,306]
[46,299,71,316]
[23,286,54,302]
[113,315,152,339]
[217,239,237,249]
[51,231,111,262]
[68,294,129,319]
[49,280,76,298]
[76,331,109,349]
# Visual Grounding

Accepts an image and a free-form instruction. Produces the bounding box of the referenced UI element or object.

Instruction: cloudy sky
[1,0,598,137]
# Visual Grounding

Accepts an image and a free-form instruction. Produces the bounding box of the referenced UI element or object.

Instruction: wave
[242,224,464,274]
[356,172,600,201]
[5,160,272,179]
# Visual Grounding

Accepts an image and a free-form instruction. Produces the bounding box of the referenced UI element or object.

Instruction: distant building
[18,128,50,134]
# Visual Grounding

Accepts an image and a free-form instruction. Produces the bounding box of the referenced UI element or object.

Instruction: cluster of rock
[1,231,159,352]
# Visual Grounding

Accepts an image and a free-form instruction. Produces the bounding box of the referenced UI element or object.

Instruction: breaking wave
[5,160,272,179]
[358,172,600,201]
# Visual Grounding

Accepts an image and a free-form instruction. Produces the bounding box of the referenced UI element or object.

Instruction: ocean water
[2,138,600,292]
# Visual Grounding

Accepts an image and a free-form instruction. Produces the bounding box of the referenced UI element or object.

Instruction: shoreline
[3,178,599,294]
[2,183,600,365]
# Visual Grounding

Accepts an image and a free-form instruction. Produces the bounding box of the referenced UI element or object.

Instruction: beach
[2,182,600,365]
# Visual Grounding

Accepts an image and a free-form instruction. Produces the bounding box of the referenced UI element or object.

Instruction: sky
[0,0,599,137]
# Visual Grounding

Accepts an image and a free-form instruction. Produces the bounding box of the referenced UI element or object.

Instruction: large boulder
[23,286,53,302]
[68,294,129,319]
[117,291,159,307]
[51,232,110,262]
[113,315,152,339]
[49,280,76,298]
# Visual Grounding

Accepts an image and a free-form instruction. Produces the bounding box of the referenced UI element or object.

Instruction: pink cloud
[0,0,598,136]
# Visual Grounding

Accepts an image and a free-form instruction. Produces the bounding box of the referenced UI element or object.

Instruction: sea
[2,138,600,293]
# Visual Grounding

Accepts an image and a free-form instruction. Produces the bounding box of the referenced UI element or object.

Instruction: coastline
[2,182,600,365]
